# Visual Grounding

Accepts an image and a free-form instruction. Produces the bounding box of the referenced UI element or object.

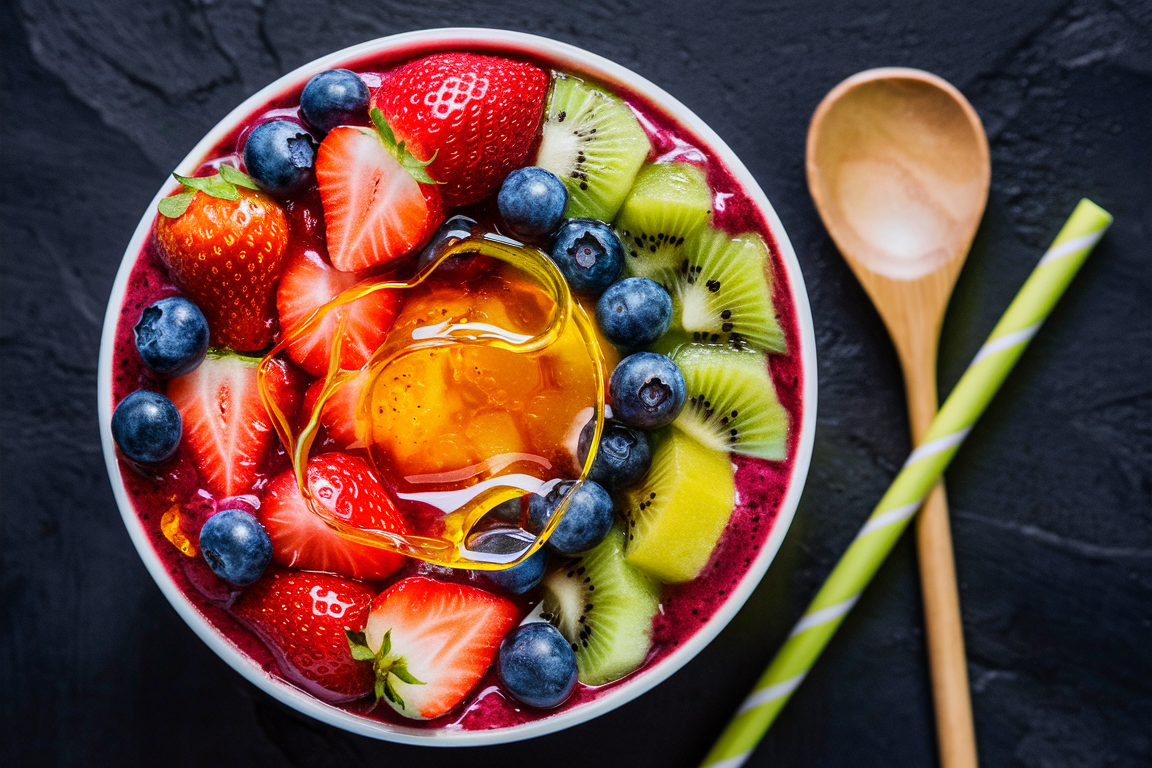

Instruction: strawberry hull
[101,31,815,743]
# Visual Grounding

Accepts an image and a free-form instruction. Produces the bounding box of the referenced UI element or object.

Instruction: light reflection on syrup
[447,684,512,731]
[258,234,606,569]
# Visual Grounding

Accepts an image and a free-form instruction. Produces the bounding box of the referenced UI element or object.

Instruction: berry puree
[107,43,804,733]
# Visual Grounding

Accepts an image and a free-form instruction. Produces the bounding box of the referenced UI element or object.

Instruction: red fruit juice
[107,44,805,732]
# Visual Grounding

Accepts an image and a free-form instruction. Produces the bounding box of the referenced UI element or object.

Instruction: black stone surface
[2,0,1149,765]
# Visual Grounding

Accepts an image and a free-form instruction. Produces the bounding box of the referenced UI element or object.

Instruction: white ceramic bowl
[98,28,817,746]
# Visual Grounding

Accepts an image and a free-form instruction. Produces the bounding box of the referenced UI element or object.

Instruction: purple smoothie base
[108,46,805,732]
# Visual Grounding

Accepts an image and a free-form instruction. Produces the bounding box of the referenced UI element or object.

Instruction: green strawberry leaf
[173,172,239,200]
[358,626,423,712]
[377,628,392,659]
[158,192,196,218]
[368,107,444,186]
[384,676,405,710]
[390,662,424,686]
[370,107,398,147]
[345,630,376,662]
[171,172,209,192]
[349,646,376,662]
[205,348,263,364]
[402,153,440,185]
[218,163,260,190]
[159,164,263,217]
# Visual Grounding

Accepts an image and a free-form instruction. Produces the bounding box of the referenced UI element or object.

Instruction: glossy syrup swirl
[257,233,607,569]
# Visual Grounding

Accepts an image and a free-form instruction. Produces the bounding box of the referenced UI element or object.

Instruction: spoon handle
[698,199,1112,768]
[917,473,979,768]
[902,342,980,768]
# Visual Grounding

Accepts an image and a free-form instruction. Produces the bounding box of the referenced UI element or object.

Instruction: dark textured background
[2,0,1149,765]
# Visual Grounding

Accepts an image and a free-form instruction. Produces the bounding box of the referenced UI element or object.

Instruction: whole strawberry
[233,569,375,703]
[154,166,289,351]
[373,53,549,207]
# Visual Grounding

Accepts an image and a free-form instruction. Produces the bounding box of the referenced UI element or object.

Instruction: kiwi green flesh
[540,525,661,686]
[534,75,651,222]
[615,163,712,286]
[671,228,786,353]
[671,344,789,460]
[621,427,737,583]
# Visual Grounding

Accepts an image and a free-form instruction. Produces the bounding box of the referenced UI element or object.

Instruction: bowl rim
[97,26,818,746]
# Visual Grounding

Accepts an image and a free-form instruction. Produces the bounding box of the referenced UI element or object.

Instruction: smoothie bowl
[97,28,817,745]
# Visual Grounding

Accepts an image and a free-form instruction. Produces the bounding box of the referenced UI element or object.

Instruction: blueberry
[243,120,317,196]
[467,527,549,595]
[528,480,615,556]
[133,297,209,377]
[498,167,568,239]
[479,496,525,528]
[526,493,552,532]
[414,214,480,274]
[111,390,182,464]
[299,69,370,135]
[498,622,578,709]
[198,508,273,586]
[577,418,652,491]
[596,277,673,349]
[609,352,687,429]
[549,219,623,295]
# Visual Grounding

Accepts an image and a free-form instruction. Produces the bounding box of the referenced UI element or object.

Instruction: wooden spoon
[807,68,989,768]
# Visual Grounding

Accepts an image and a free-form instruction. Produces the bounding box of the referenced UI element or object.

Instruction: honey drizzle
[257,234,606,569]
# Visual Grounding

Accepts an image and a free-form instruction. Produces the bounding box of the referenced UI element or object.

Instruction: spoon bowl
[807,67,990,768]
[808,68,989,285]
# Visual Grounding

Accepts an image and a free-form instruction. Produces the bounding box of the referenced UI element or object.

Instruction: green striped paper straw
[700,199,1113,768]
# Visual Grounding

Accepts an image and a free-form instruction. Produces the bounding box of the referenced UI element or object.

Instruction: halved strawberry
[302,370,368,448]
[259,452,408,581]
[276,246,402,376]
[232,569,375,703]
[262,355,308,428]
[316,112,444,273]
[168,351,275,498]
[373,53,548,207]
[348,576,519,720]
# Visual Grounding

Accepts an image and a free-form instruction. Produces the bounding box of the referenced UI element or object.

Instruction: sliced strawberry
[316,120,444,273]
[374,53,548,207]
[349,576,518,719]
[168,352,275,498]
[276,246,401,376]
[232,569,375,703]
[259,452,408,581]
[261,355,308,428]
[302,370,368,448]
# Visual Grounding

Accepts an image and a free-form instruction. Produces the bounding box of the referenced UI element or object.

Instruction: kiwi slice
[534,75,651,222]
[621,429,735,583]
[540,525,661,686]
[671,344,789,460]
[614,162,712,285]
[670,228,786,353]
